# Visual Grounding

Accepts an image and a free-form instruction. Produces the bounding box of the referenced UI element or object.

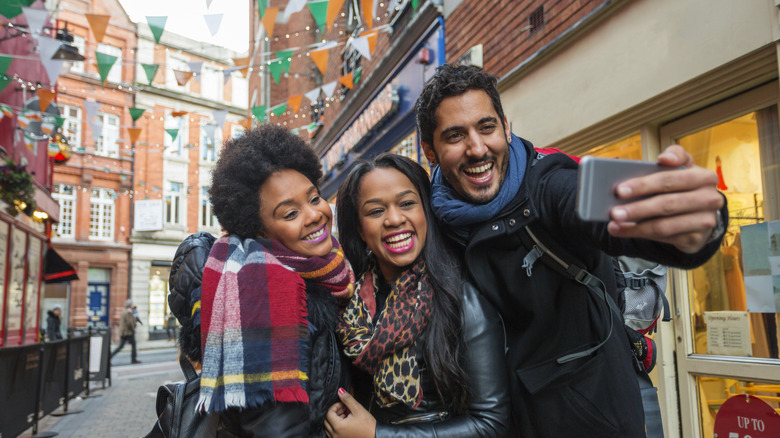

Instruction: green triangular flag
[146,16,168,44]
[268,60,284,85]
[95,52,118,83]
[307,0,328,32]
[251,105,266,123]
[0,76,11,94]
[0,0,34,19]
[412,0,419,10]
[257,0,267,19]
[0,56,12,76]
[354,67,361,85]
[54,116,66,127]
[271,103,287,117]
[290,128,300,135]
[142,63,159,85]
[275,50,293,73]
[166,128,179,141]
[129,107,146,122]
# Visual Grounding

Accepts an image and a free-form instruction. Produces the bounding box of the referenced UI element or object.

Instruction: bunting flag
[54,116,65,127]
[90,120,103,142]
[257,0,268,19]
[48,140,59,157]
[206,0,214,8]
[362,0,374,29]
[0,0,34,20]
[287,94,302,113]
[146,16,168,44]
[412,0,419,10]
[261,7,279,38]
[166,128,179,141]
[212,110,227,128]
[304,87,321,103]
[275,50,293,73]
[36,36,65,84]
[283,0,307,21]
[239,118,252,130]
[127,127,142,143]
[22,7,49,34]
[24,132,36,151]
[85,13,110,42]
[326,0,345,31]
[0,55,12,76]
[0,76,11,94]
[359,29,379,56]
[308,0,328,31]
[268,60,284,84]
[290,127,300,135]
[173,70,194,86]
[1,104,13,118]
[305,122,319,133]
[95,51,118,83]
[84,100,101,124]
[40,120,55,135]
[187,61,203,75]
[232,56,250,78]
[128,107,145,122]
[251,105,266,123]
[310,48,328,75]
[350,35,371,60]
[354,67,361,85]
[142,63,159,84]
[17,113,30,129]
[171,110,188,118]
[203,13,223,36]
[321,81,337,98]
[203,124,217,139]
[37,89,55,112]
[271,103,286,116]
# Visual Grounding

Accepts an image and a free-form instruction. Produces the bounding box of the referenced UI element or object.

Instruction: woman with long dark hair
[325,153,511,437]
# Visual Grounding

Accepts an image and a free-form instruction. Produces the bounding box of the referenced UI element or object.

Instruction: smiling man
[416,64,727,437]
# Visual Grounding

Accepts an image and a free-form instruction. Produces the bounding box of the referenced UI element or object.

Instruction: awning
[43,248,78,283]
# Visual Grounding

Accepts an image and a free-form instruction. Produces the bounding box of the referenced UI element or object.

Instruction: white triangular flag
[188,61,203,75]
[22,7,49,35]
[84,100,101,124]
[90,120,103,143]
[203,13,223,36]
[205,0,214,8]
[281,0,307,22]
[36,36,65,84]
[304,87,322,103]
[212,110,227,129]
[350,35,372,61]
[321,81,337,98]
[203,124,217,139]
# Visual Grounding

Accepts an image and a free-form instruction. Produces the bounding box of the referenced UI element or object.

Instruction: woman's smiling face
[258,169,333,257]
[357,167,428,281]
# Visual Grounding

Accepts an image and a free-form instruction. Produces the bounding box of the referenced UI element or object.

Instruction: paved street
[19,345,181,438]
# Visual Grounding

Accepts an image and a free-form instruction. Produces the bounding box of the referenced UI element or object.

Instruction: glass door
[660,83,780,438]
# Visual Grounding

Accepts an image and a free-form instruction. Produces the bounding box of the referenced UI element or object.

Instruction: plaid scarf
[197,234,354,413]
[337,260,432,408]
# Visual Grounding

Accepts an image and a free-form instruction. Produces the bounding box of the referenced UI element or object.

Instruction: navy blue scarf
[431,134,527,239]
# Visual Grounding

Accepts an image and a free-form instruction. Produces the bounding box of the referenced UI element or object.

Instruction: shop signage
[134,199,163,231]
[323,83,399,172]
[714,394,780,437]
[703,311,751,356]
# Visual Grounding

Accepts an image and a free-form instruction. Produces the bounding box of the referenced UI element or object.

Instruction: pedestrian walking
[46,304,63,341]
[165,313,176,341]
[111,299,141,364]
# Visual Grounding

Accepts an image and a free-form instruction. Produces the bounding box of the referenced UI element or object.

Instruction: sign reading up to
[714,394,780,438]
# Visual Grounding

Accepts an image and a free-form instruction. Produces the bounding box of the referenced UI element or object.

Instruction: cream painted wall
[501,0,779,147]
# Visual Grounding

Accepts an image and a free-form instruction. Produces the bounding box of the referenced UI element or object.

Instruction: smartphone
[576,156,675,222]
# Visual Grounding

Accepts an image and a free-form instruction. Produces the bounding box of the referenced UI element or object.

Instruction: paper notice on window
[704,311,751,356]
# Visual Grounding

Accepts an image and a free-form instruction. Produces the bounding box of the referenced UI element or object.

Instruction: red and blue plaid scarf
[197,234,354,413]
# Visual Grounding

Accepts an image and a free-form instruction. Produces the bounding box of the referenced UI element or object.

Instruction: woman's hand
[324,388,377,438]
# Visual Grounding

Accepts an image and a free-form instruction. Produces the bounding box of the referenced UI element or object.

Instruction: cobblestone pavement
[19,360,183,438]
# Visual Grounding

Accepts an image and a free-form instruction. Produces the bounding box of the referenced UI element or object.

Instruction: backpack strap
[180,353,198,382]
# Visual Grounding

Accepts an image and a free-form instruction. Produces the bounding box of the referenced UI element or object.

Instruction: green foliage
[0,158,36,216]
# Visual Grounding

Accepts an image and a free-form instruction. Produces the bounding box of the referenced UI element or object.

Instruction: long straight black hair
[336,153,469,414]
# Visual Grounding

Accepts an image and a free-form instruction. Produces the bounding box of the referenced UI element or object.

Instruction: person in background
[111,299,141,364]
[46,304,63,341]
[325,153,511,437]
[165,312,176,342]
[132,305,143,326]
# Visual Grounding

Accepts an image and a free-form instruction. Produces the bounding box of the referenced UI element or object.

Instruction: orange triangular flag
[338,73,353,89]
[326,0,345,31]
[310,48,328,75]
[85,14,110,43]
[239,118,252,129]
[360,30,379,55]
[127,127,142,143]
[37,89,55,112]
[361,0,373,29]
[171,110,188,118]
[173,70,194,86]
[261,7,279,38]
[287,94,303,113]
[232,56,250,79]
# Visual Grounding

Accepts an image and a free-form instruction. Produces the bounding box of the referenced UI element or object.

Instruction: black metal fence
[0,327,111,437]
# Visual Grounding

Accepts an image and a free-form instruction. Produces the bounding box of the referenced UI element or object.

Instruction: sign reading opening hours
[714,395,780,438]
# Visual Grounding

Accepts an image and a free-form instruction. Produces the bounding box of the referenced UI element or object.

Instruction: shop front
[496,0,780,436]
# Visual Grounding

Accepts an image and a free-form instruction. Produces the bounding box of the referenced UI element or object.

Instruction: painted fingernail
[613,208,627,221]
[338,387,346,395]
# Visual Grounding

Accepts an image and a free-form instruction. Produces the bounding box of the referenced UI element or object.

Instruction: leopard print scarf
[337,259,432,408]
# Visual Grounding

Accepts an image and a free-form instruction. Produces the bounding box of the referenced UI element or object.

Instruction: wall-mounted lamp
[52,26,84,61]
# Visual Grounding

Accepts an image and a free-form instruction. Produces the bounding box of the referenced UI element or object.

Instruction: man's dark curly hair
[415,64,506,147]
[209,124,322,238]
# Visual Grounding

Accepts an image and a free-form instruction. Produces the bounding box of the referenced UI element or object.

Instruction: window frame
[89,188,115,240]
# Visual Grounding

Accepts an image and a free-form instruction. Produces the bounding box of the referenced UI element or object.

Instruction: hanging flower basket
[0,158,36,216]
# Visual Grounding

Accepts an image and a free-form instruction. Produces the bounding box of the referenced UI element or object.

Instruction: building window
[96,43,122,83]
[164,115,188,156]
[230,124,244,139]
[231,72,247,107]
[200,123,221,162]
[202,66,223,101]
[70,35,85,74]
[89,188,114,240]
[60,104,81,149]
[164,181,183,225]
[166,55,190,92]
[95,113,119,156]
[52,184,76,238]
[200,187,217,228]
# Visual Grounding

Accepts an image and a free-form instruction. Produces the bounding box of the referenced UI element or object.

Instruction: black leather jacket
[362,281,511,437]
[156,233,349,437]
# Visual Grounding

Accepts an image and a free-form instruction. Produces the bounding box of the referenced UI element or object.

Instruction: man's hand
[324,388,376,438]
[607,145,724,254]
